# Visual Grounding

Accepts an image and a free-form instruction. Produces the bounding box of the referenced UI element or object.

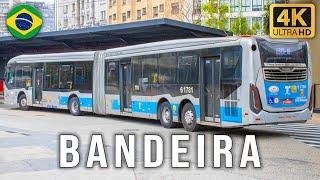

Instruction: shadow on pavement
[1,105,286,137]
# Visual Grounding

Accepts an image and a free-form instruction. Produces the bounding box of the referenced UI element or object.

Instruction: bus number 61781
[180,86,194,94]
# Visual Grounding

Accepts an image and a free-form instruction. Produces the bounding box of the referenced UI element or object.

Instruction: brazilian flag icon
[6,4,43,40]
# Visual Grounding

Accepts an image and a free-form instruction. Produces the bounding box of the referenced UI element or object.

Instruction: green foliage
[202,0,229,30]
[263,1,271,35]
[231,16,261,35]
[202,0,263,35]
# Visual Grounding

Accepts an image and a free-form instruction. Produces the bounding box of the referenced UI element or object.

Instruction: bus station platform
[0,18,231,79]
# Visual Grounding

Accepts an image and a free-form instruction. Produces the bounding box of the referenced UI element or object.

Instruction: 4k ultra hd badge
[270,4,315,38]
[6,4,43,40]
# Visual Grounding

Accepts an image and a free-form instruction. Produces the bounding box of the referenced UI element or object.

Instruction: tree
[230,0,262,35]
[202,0,229,30]
[176,0,203,25]
[202,0,262,35]
[262,0,271,35]
[231,16,261,35]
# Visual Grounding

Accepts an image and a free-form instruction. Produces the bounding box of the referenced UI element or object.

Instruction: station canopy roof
[0,18,232,58]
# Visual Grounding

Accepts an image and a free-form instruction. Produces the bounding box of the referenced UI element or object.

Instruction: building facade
[106,0,286,31]
[22,1,56,32]
[57,0,107,30]
[0,0,20,36]
[0,0,56,36]
[289,0,319,109]
[202,0,287,34]
[107,0,202,24]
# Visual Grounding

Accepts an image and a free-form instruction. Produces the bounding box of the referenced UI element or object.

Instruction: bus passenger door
[120,61,132,112]
[202,57,220,122]
[33,67,43,104]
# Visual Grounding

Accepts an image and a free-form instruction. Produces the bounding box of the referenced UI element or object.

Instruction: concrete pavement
[0,106,319,180]
[0,94,3,104]
[308,113,320,124]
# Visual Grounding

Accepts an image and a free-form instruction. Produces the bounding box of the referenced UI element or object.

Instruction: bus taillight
[250,84,262,114]
[309,84,314,111]
[0,79,4,95]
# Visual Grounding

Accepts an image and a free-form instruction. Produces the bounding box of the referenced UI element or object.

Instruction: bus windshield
[257,39,307,66]
[4,66,15,89]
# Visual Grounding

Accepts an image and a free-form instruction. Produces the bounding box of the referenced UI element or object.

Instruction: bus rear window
[257,39,307,65]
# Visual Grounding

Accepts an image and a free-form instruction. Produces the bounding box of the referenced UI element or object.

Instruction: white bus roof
[7,36,304,65]
[8,51,96,64]
[105,37,240,59]
[255,36,302,43]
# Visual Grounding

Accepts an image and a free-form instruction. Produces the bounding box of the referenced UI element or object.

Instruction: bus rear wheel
[18,94,29,111]
[159,101,176,128]
[69,97,82,116]
[181,103,200,132]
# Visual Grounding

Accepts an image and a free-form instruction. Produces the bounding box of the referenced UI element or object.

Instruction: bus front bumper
[250,108,312,125]
[4,90,18,106]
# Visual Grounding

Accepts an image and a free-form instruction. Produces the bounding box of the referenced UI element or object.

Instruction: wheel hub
[21,98,27,107]
[162,107,171,123]
[72,101,79,112]
[185,110,194,125]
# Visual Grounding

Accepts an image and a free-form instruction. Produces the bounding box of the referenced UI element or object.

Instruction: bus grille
[263,67,307,82]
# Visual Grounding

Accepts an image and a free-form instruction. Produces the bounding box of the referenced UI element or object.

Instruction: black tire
[181,103,200,132]
[18,94,29,111]
[159,101,176,128]
[68,97,82,116]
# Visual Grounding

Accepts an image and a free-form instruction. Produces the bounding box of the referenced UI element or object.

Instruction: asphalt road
[0,104,319,180]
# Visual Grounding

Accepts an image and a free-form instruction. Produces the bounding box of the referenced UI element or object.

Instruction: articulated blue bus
[4,37,313,131]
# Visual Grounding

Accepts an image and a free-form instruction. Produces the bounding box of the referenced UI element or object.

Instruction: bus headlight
[250,84,262,114]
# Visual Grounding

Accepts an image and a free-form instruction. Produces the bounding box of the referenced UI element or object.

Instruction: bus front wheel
[159,101,176,128]
[18,94,29,111]
[181,103,200,132]
[69,97,82,116]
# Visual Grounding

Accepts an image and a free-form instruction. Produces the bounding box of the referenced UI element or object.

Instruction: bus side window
[22,66,32,88]
[142,55,157,91]
[15,65,23,88]
[74,62,93,91]
[5,66,15,89]
[177,53,199,84]
[220,46,242,117]
[133,57,142,92]
[133,55,158,94]
[220,46,242,99]
[59,64,74,90]
[45,63,59,89]
[105,61,119,94]
[159,52,177,84]
[221,46,242,83]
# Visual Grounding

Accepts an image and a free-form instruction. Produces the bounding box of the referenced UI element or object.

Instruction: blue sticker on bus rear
[265,80,308,108]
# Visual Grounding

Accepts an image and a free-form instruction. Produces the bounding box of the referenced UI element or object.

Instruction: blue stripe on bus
[60,96,93,108]
[112,99,120,110]
[59,96,68,106]
[220,107,242,123]
[129,101,200,119]
[79,98,93,108]
[194,105,201,121]
[62,97,200,119]
[132,101,157,114]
